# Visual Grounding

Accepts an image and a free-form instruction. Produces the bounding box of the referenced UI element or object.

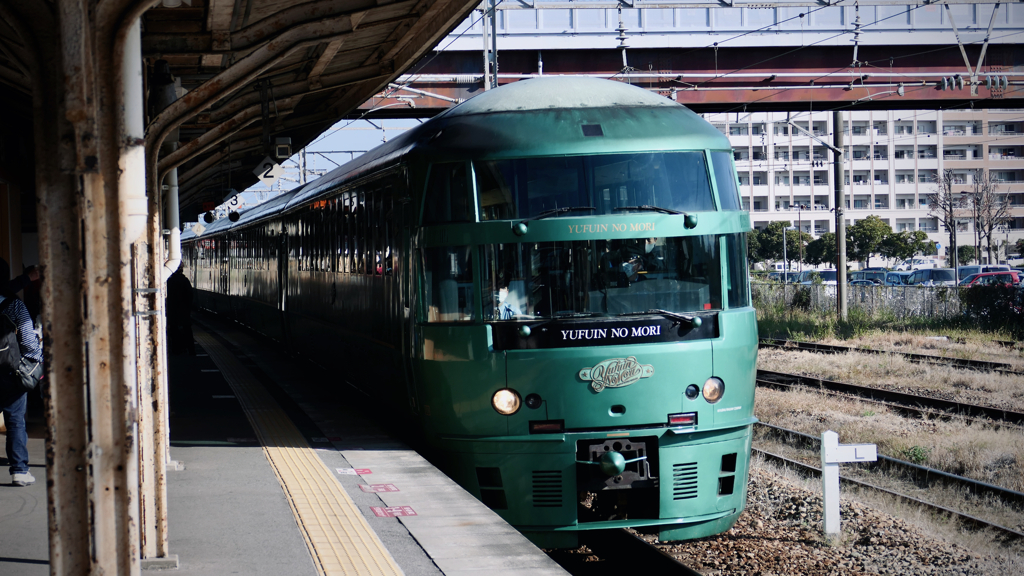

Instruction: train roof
[187,78,731,237]
[445,76,678,117]
[237,189,298,227]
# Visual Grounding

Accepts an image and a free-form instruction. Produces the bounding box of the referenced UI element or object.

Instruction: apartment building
[703,109,1024,263]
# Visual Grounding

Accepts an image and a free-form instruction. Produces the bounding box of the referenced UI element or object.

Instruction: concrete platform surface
[2,313,568,576]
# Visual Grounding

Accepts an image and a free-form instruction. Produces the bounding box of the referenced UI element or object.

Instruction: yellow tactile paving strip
[194,330,404,576]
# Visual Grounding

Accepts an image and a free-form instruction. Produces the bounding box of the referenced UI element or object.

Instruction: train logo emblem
[578,357,654,392]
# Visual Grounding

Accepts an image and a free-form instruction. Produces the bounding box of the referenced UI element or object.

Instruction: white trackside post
[821,430,877,539]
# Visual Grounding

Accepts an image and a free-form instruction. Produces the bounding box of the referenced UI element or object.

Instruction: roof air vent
[581,124,604,137]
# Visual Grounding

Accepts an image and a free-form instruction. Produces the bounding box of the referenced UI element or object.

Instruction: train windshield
[475,153,717,220]
[481,233,748,321]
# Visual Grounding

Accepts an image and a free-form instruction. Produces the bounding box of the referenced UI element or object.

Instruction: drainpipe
[162,155,181,281]
[121,19,148,244]
[151,61,182,280]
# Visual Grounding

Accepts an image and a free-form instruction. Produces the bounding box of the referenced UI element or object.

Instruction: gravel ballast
[652,464,1020,575]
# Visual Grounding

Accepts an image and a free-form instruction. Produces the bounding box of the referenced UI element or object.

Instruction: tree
[971,169,1012,265]
[929,169,965,271]
[957,245,976,265]
[1016,238,1024,256]
[784,228,813,267]
[806,232,837,268]
[756,221,788,264]
[847,215,892,267]
[746,232,762,265]
[879,230,930,264]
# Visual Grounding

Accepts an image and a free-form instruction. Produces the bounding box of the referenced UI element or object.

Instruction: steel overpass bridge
[357,0,1024,117]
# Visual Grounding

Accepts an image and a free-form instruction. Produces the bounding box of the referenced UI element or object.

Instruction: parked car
[849,279,876,286]
[800,270,838,285]
[768,271,802,283]
[896,258,937,271]
[884,271,912,286]
[907,268,958,286]
[849,270,886,284]
[957,265,1010,280]
[958,271,1020,286]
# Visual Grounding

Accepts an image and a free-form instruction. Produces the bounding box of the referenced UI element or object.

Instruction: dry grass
[758,348,1024,413]
[755,387,1024,494]
[815,332,1024,371]
[753,456,1024,575]
[754,430,1024,535]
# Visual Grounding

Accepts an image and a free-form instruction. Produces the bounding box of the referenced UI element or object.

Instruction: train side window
[373,190,383,275]
[422,246,475,323]
[354,191,364,274]
[711,151,742,211]
[424,163,472,224]
[341,192,351,274]
[362,190,372,274]
[725,233,751,308]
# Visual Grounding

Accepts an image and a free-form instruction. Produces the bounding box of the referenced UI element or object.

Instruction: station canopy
[0,0,481,221]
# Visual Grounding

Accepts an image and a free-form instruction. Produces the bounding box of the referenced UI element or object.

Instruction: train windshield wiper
[613,205,682,215]
[554,311,600,318]
[618,309,702,327]
[522,206,596,223]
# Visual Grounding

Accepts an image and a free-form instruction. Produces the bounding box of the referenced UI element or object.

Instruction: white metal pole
[821,430,842,537]
[821,430,877,541]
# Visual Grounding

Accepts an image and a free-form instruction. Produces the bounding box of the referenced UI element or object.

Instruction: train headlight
[702,377,725,403]
[492,389,522,415]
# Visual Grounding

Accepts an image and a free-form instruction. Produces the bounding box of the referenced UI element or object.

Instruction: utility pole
[482,0,498,90]
[787,113,846,319]
[834,111,848,320]
[798,205,804,274]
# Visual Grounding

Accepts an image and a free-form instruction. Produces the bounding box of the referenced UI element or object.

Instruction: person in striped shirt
[0,257,42,487]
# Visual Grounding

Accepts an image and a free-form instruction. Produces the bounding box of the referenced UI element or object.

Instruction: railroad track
[756,369,1024,427]
[548,528,703,575]
[753,422,1024,542]
[760,338,1023,376]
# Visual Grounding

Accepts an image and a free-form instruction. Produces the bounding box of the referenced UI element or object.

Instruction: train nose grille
[532,470,563,508]
[672,462,699,500]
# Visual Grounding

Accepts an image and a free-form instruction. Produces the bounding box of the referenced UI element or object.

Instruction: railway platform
[0,314,567,576]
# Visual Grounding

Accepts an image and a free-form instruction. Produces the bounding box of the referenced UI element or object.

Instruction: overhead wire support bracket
[973,2,1002,96]
[943,0,977,85]
[786,114,841,155]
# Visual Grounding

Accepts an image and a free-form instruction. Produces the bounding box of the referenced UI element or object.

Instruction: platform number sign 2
[253,156,284,186]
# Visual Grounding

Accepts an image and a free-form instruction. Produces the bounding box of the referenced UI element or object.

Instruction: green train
[182,77,757,547]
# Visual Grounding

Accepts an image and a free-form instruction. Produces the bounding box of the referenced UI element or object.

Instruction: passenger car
[907,268,957,286]
[958,271,1020,286]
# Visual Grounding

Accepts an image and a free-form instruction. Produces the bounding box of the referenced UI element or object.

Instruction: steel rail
[759,338,1022,375]
[756,374,997,427]
[755,422,1024,507]
[752,448,1024,542]
[576,529,704,576]
[756,369,1024,426]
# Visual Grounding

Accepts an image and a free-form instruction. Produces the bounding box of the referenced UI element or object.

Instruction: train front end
[409,78,757,547]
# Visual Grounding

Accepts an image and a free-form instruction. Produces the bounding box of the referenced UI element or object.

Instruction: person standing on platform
[0,257,43,487]
[166,264,195,355]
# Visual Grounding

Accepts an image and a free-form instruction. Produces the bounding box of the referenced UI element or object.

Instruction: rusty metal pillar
[3,0,163,573]
[1,2,93,572]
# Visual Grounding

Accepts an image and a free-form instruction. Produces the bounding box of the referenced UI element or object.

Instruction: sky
[206,117,425,218]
